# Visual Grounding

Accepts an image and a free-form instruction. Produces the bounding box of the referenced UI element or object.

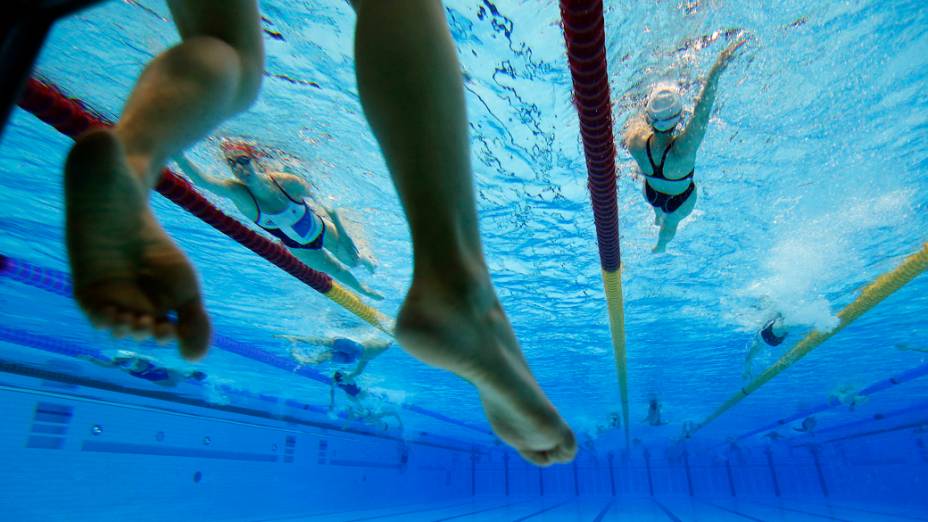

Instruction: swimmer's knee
[174,36,263,111]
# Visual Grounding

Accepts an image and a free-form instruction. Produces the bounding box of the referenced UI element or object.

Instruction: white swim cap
[646,85,683,131]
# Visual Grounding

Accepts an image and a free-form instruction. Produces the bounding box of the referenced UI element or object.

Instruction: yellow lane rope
[325,282,394,336]
[690,242,928,436]
[602,269,630,446]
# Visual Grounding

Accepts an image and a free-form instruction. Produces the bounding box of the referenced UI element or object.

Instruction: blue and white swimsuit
[246,178,326,250]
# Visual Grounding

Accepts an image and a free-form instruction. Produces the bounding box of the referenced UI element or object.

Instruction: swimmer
[86,350,207,387]
[897,343,928,353]
[65,0,575,466]
[174,146,382,300]
[794,416,817,433]
[329,370,402,432]
[593,411,622,437]
[830,384,868,411]
[645,398,669,426]
[280,334,390,380]
[622,38,746,253]
[743,313,788,382]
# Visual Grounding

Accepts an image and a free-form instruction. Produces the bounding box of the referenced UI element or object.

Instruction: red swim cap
[219,138,260,158]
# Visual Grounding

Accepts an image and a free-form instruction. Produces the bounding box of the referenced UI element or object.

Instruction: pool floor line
[431,499,531,522]
[694,499,767,521]
[510,499,572,521]
[344,499,478,522]
[251,499,444,522]
[651,498,683,522]
[746,499,851,521]
[592,499,614,522]
[789,498,928,521]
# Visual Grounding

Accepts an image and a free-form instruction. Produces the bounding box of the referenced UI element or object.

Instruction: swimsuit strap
[645,134,689,181]
[645,134,659,174]
[645,134,675,179]
[659,138,675,168]
[271,176,305,205]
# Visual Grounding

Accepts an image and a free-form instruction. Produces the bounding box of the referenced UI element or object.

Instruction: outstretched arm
[674,39,746,157]
[173,154,241,199]
[276,334,336,347]
[346,340,390,379]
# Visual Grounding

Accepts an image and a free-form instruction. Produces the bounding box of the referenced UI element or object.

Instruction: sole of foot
[396,275,576,466]
[65,128,211,360]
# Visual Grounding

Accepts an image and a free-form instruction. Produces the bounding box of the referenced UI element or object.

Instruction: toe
[130,314,154,340]
[176,296,211,361]
[552,430,578,463]
[153,317,175,343]
[112,311,136,338]
[88,305,118,329]
[518,449,553,467]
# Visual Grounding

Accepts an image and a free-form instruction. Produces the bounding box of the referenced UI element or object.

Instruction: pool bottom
[1,361,927,521]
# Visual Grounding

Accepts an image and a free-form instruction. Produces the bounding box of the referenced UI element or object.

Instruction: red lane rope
[17,77,334,294]
[560,0,620,272]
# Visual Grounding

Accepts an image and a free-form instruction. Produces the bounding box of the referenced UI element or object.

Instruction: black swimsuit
[643,134,696,214]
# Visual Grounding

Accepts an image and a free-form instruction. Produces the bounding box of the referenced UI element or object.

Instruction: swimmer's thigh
[667,187,698,223]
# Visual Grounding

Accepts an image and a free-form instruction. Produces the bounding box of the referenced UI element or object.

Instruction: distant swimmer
[830,384,868,411]
[743,314,789,382]
[281,333,391,379]
[174,143,381,300]
[330,370,402,432]
[645,398,669,426]
[623,38,746,253]
[794,416,817,433]
[87,350,207,387]
[897,343,928,353]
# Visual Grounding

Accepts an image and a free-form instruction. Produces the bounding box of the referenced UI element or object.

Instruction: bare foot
[361,283,384,301]
[360,254,378,274]
[65,129,211,360]
[396,271,576,466]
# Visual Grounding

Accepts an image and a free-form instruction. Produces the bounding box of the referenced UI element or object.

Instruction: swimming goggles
[226,155,252,168]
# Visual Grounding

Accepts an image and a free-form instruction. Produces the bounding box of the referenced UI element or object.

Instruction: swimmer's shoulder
[623,127,650,165]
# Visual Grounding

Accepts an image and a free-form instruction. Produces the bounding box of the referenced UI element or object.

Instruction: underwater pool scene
[1,0,927,520]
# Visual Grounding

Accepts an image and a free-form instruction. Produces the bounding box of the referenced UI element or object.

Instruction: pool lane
[249,497,928,521]
[708,498,851,522]
[788,499,928,522]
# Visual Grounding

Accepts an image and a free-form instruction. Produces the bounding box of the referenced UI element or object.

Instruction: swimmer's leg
[652,189,697,253]
[743,338,763,382]
[329,208,379,273]
[65,0,263,360]
[291,248,384,301]
[353,0,575,466]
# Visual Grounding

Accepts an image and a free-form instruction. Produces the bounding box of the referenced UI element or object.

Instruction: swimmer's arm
[328,380,337,411]
[346,359,369,380]
[675,39,746,157]
[276,334,336,347]
[347,342,390,379]
[363,339,393,352]
[173,154,240,199]
[81,354,115,368]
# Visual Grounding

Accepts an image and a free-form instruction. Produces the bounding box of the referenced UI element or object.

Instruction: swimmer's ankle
[411,254,492,297]
[112,127,165,187]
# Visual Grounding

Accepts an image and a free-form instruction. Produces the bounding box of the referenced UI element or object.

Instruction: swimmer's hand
[716,38,747,70]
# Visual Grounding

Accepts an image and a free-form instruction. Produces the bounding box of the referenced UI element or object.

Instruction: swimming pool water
[1,0,926,520]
